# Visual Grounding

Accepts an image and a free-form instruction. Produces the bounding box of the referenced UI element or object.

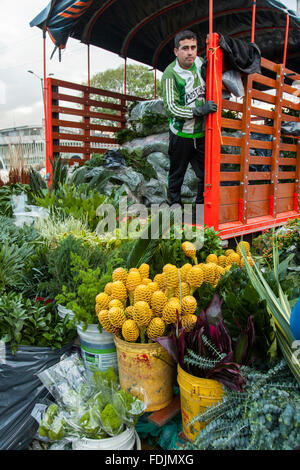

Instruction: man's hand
[193,100,218,117]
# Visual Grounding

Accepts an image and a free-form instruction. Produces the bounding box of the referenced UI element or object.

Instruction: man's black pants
[168,131,205,206]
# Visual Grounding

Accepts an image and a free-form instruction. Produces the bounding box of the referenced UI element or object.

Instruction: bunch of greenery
[182,359,300,450]
[0,292,76,355]
[253,219,300,267]
[0,216,50,298]
[0,183,35,217]
[55,244,129,328]
[33,183,108,231]
[209,266,277,363]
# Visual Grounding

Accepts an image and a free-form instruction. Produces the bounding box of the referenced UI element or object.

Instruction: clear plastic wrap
[33,353,146,443]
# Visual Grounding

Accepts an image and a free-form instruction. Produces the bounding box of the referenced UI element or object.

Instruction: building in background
[0,124,45,170]
[0,121,118,170]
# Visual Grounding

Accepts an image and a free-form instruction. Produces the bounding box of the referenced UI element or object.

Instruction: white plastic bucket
[57,304,75,320]
[72,427,138,450]
[76,323,118,374]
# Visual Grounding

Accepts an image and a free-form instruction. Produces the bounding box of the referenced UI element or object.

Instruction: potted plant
[153,294,249,441]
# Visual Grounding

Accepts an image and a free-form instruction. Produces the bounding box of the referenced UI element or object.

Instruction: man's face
[174,38,198,69]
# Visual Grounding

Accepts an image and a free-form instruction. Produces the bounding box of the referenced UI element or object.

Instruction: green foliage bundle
[55,244,129,327]
[182,359,300,450]
[253,219,300,267]
[0,293,76,354]
[0,216,50,297]
[33,183,107,231]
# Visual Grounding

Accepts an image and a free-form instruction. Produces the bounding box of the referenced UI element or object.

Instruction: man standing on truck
[161,30,217,222]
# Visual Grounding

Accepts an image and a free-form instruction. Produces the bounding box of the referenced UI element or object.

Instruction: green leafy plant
[0,293,76,354]
[241,242,300,384]
[182,359,300,450]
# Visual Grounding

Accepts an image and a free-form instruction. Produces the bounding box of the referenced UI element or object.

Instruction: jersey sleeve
[162,76,194,120]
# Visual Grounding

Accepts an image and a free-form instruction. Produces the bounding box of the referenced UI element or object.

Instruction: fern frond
[185,349,221,370]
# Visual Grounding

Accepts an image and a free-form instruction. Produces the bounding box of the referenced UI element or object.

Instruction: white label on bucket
[80,339,118,372]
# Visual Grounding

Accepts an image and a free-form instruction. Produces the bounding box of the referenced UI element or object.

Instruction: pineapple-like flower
[151,290,168,317]
[226,252,240,267]
[108,299,124,309]
[186,265,204,290]
[215,265,226,278]
[153,273,167,291]
[181,242,198,264]
[148,281,159,295]
[179,263,193,282]
[181,314,197,333]
[97,309,120,334]
[122,319,140,342]
[108,307,126,329]
[133,284,152,304]
[138,263,150,279]
[162,300,181,324]
[164,264,179,290]
[225,249,235,256]
[146,317,166,339]
[206,253,218,265]
[181,295,197,315]
[217,255,227,268]
[225,264,232,272]
[141,278,152,285]
[205,263,218,284]
[125,305,135,319]
[236,241,251,256]
[132,301,152,327]
[95,292,110,311]
[111,281,127,302]
[174,281,190,300]
[112,267,128,284]
[104,282,113,296]
[126,271,142,292]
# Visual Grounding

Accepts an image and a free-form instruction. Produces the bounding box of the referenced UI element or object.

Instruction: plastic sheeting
[0,342,73,450]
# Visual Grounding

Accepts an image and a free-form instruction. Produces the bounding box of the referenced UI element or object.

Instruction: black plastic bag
[281,121,300,136]
[0,342,73,450]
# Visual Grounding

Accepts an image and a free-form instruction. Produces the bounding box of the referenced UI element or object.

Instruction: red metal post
[283,14,289,67]
[204,32,223,230]
[154,68,157,99]
[43,33,52,189]
[251,0,256,42]
[88,44,91,87]
[124,57,127,96]
[45,77,54,188]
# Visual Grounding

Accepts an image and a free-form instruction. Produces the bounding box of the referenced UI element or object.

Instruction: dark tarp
[30,0,300,73]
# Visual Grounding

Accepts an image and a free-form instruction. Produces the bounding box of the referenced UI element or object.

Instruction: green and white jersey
[161,56,206,138]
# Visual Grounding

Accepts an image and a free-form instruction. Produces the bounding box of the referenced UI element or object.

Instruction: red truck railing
[45,78,143,180]
[205,33,300,238]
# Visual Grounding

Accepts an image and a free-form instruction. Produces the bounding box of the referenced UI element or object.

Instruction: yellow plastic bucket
[177,364,224,441]
[114,336,176,412]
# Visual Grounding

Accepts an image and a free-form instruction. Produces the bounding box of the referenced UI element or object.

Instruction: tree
[86,64,162,128]
[90,64,162,99]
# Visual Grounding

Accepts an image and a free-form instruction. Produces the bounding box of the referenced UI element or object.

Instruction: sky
[0,0,298,130]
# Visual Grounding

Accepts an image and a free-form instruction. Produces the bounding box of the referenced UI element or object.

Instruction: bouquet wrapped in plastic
[34,354,146,443]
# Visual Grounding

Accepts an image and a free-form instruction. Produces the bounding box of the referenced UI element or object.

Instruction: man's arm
[162,77,194,120]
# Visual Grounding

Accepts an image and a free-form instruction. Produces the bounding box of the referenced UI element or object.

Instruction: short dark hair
[174,30,197,49]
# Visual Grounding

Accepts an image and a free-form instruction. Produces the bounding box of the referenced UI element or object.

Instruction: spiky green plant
[240,241,300,384]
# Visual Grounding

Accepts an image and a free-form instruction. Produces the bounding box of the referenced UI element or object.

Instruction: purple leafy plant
[153,293,249,392]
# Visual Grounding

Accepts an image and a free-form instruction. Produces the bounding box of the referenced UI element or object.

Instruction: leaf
[206,293,223,326]
[152,335,178,363]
